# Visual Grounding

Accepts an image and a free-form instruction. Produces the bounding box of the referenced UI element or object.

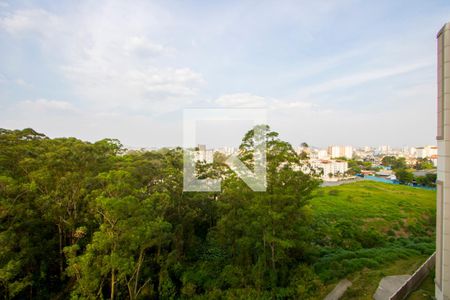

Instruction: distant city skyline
[1,1,449,147]
[130,143,437,153]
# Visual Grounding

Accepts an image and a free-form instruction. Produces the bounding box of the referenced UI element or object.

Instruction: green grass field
[312,181,436,235]
[310,181,436,299]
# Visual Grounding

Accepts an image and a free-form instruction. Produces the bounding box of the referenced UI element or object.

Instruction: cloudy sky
[0,0,449,148]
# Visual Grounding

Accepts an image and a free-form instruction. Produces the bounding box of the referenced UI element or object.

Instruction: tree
[0,126,327,298]
[381,156,397,167]
[204,125,320,296]
[382,156,406,170]
[416,173,437,187]
[347,160,361,174]
[395,169,414,184]
[66,170,173,299]
[415,158,434,170]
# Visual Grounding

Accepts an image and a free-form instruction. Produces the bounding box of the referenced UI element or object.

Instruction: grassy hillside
[312,181,436,236]
[310,181,436,299]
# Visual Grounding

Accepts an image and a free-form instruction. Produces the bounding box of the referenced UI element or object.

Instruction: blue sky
[0,0,449,148]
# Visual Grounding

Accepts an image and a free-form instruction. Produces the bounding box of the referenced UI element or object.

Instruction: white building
[328,145,353,159]
[378,145,392,155]
[310,159,348,181]
[215,146,238,156]
[402,146,417,157]
[310,149,330,160]
[416,145,438,158]
[317,149,329,160]
[195,144,214,163]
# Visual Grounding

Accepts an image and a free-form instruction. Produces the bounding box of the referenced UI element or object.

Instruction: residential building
[317,149,329,159]
[432,154,438,167]
[310,149,329,160]
[310,159,348,181]
[402,146,417,157]
[378,145,392,155]
[436,22,450,300]
[215,146,238,156]
[416,145,438,158]
[195,144,214,163]
[328,145,353,159]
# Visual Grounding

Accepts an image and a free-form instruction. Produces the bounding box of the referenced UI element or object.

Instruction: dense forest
[0,127,435,299]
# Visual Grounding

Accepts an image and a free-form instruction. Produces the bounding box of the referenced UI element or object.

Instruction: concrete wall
[389,253,435,300]
[436,22,450,300]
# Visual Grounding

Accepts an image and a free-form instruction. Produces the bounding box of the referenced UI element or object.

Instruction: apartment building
[310,159,348,181]
[416,145,438,158]
[310,149,330,160]
[195,144,214,163]
[378,145,392,155]
[327,145,353,159]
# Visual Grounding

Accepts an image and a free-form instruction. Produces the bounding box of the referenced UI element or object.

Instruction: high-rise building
[378,145,392,155]
[416,145,438,158]
[436,22,450,300]
[327,145,353,159]
[195,144,213,163]
[402,146,416,157]
[317,149,329,160]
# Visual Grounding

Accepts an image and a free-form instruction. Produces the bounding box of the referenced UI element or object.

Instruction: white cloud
[214,93,313,111]
[296,61,432,98]
[269,99,313,110]
[19,99,77,112]
[14,78,31,87]
[124,36,175,58]
[0,9,61,38]
[62,61,204,113]
[2,100,180,147]
[215,93,267,107]
[1,4,205,114]
[0,75,31,87]
[0,1,440,147]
